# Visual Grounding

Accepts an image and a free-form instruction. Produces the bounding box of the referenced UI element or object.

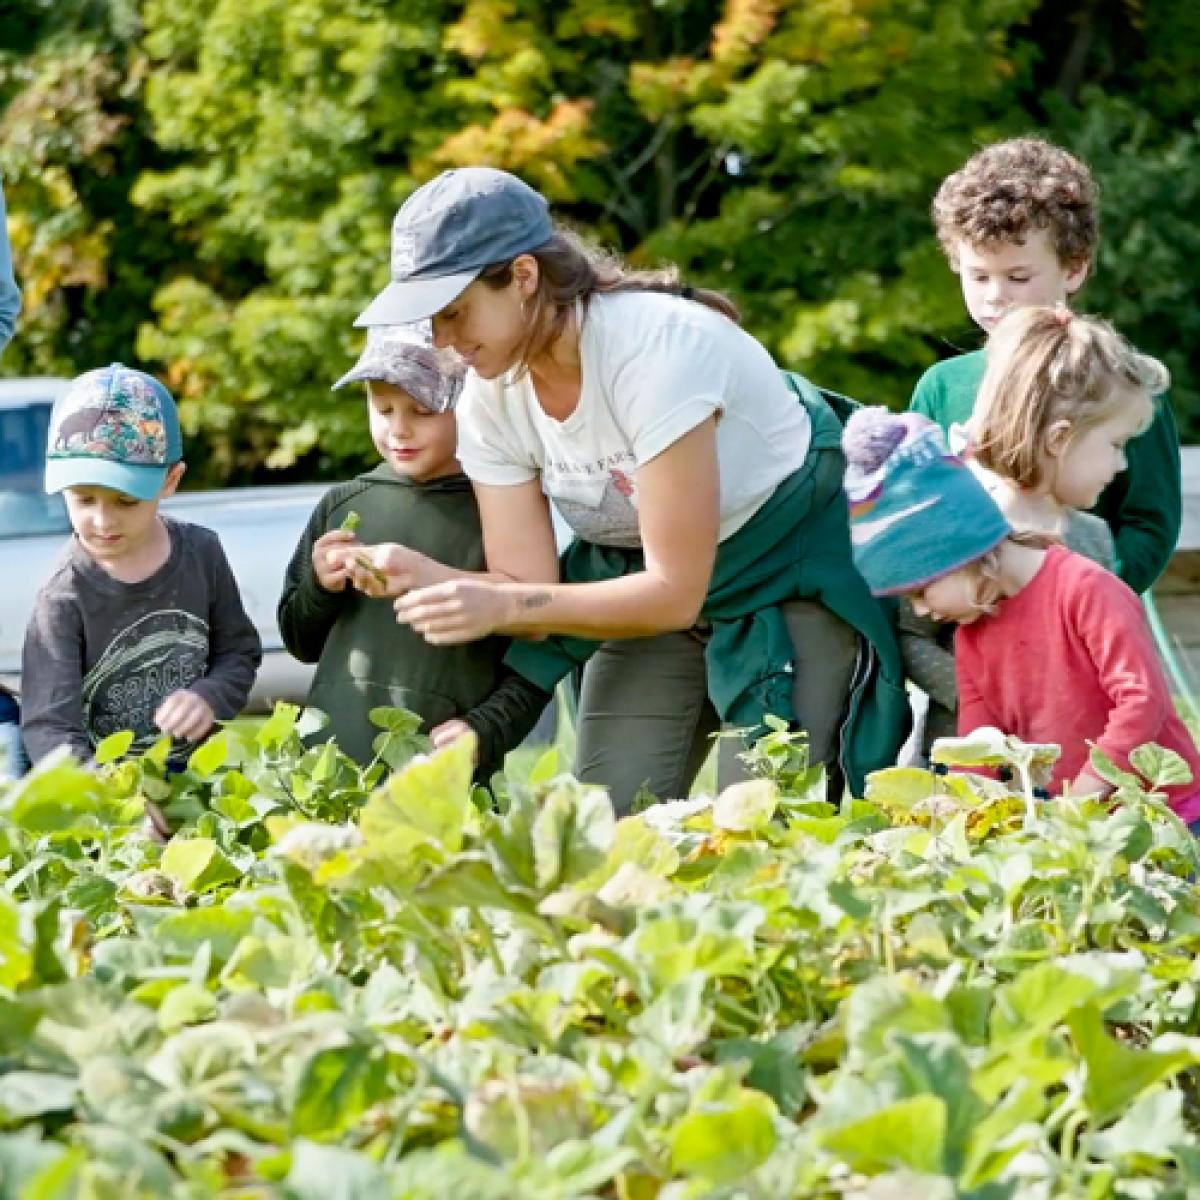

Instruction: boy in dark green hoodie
[278,323,548,775]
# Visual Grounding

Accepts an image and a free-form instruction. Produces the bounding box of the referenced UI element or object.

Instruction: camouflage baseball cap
[44,363,183,501]
[355,167,554,328]
[332,321,465,413]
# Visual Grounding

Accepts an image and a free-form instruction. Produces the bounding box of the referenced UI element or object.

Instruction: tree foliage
[2,0,1197,486]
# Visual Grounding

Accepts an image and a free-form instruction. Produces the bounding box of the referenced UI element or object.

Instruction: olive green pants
[574,600,860,816]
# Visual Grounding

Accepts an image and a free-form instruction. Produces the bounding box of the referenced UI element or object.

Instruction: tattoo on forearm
[522,591,553,610]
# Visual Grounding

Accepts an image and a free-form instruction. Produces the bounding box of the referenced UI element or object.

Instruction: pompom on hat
[842,407,1011,596]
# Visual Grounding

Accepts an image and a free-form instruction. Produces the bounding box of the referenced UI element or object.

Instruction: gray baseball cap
[355,167,554,328]
[332,322,465,413]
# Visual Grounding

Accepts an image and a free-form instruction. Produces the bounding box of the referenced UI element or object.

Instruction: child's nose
[430,319,451,350]
[910,597,929,618]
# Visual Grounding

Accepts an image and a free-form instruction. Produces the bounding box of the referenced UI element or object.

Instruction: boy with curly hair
[904,137,1181,756]
[911,136,1180,595]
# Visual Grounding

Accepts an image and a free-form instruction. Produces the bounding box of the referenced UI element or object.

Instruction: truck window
[0,403,69,537]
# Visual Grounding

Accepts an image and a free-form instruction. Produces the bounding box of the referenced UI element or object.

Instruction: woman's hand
[395,579,517,644]
[335,542,436,599]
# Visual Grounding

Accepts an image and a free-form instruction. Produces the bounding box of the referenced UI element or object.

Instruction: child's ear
[1064,257,1090,297]
[159,462,187,498]
[1044,419,1073,457]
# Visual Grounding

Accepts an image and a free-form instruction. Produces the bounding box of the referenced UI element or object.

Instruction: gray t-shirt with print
[21,518,261,764]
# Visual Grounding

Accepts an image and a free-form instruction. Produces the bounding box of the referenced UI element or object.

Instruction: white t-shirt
[455,291,812,547]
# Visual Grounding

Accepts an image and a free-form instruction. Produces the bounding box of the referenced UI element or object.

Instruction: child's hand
[429,718,479,763]
[155,689,216,742]
[1067,768,1112,799]
[313,529,359,592]
[343,543,435,598]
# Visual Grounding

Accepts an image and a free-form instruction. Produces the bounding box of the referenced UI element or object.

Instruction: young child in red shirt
[841,319,1200,819]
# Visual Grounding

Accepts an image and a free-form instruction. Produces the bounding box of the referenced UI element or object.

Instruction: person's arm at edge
[1105,392,1181,595]
[278,493,349,663]
[0,182,21,354]
[20,589,90,763]
[188,536,263,719]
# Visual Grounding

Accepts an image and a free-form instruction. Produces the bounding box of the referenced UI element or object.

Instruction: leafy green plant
[1,706,1200,1197]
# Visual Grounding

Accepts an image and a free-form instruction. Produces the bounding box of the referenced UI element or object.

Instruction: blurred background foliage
[2,0,1198,486]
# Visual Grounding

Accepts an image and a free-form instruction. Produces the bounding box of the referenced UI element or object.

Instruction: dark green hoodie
[278,464,546,773]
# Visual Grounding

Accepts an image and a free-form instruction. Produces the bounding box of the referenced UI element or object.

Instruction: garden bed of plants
[2,706,1200,1198]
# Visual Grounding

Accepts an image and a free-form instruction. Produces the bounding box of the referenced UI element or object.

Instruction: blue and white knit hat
[842,408,1011,596]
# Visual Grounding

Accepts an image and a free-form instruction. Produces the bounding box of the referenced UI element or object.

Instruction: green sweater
[278,465,546,773]
[910,350,1181,594]
[506,375,911,796]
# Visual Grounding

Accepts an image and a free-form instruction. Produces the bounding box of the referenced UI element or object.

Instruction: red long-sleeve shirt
[956,545,1200,820]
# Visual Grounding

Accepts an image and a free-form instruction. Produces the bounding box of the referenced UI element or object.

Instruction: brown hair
[476,227,740,376]
[971,307,1166,491]
[932,137,1099,270]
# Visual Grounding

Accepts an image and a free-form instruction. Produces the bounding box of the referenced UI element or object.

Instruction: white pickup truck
[0,377,323,709]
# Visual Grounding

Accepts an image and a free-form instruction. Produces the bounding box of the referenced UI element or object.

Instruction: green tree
[2,0,1197,478]
[0,0,174,383]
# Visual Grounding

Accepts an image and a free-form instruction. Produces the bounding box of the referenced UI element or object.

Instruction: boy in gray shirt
[21,363,261,770]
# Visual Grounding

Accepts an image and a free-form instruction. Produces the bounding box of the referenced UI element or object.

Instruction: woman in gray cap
[351,167,908,811]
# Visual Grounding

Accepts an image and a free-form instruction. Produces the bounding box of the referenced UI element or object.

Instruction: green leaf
[714,1028,810,1117]
[368,706,424,734]
[160,837,242,893]
[628,972,712,1056]
[1130,742,1194,789]
[931,728,1059,772]
[290,1043,389,1139]
[157,983,218,1033]
[360,736,475,857]
[94,730,135,765]
[990,956,1141,1047]
[712,778,778,831]
[819,1095,947,1175]
[1067,1005,1200,1123]
[187,732,229,777]
[669,1089,778,1183]
[0,1072,79,1121]
[0,894,33,990]
[154,908,255,966]
[527,746,560,785]
[531,781,615,891]
[256,702,302,750]
[0,1131,68,1196]
[1087,1086,1185,1162]
[8,763,106,834]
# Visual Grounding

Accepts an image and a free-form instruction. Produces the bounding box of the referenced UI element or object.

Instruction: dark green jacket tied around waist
[506,373,911,795]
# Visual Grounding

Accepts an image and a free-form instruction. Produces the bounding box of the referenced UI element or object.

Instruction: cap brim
[354,270,480,327]
[45,457,168,502]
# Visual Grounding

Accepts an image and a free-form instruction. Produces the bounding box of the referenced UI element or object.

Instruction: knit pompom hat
[842,407,1011,596]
